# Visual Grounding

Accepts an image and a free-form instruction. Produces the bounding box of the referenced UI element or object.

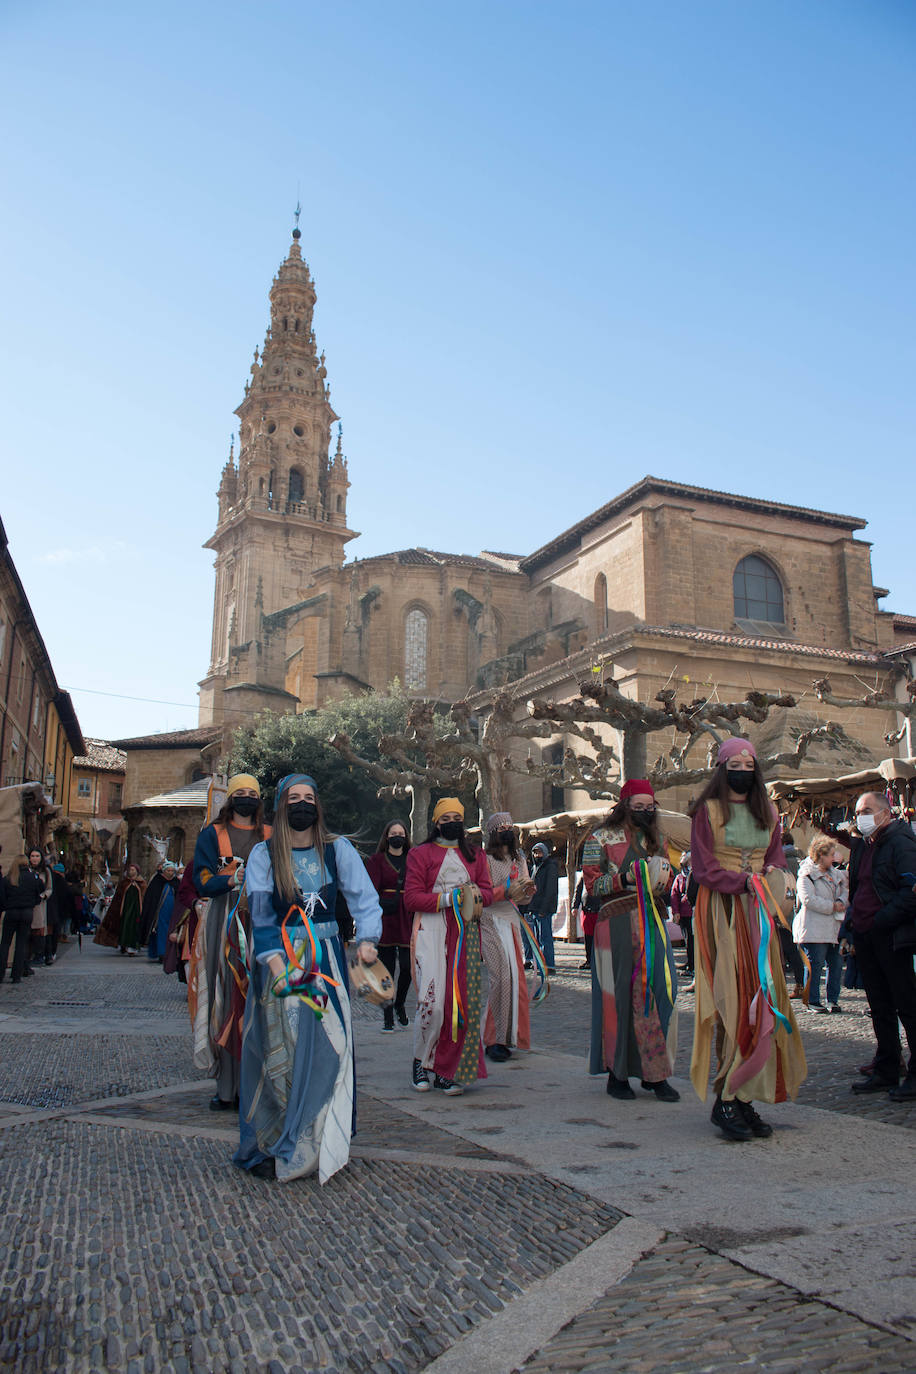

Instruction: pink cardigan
[404,842,494,914]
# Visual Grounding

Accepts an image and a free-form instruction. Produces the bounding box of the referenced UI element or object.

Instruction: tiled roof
[892,614,916,628]
[886,640,916,656]
[125,779,213,810]
[355,548,523,573]
[72,738,126,773]
[521,476,867,573]
[470,621,885,703]
[633,624,883,664]
[112,726,222,751]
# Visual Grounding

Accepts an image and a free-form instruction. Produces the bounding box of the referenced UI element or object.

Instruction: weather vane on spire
[292,200,302,240]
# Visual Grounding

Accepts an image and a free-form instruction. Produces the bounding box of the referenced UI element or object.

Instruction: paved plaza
[0,939,914,1373]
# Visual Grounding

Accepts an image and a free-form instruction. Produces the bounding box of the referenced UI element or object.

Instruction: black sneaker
[395,1004,409,1027]
[434,1075,464,1096]
[412,1059,431,1092]
[710,1095,752,1140]
[606,1073,636,1100]
[249,1158,275,1180]
[381,1007,395,1033]
[737,1100,773,1138]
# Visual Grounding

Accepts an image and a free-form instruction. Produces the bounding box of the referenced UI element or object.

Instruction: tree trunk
[408,783,432,844]
[619,727,646,783]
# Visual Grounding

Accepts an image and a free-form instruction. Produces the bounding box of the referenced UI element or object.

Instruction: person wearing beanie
[582,781,680,1104]
[480,813,536,1064]
[688,738,806,1141]
[404,799,494,1096]
[525,841,559,974]
[191,774,270,1112]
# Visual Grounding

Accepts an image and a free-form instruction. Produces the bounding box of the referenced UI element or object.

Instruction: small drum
[349,957,395,1005]
[765,867,797,920]
[455,883,484,922]
[643,855,672,894]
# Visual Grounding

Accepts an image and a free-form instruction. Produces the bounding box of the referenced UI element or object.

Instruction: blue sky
[1,0,914,740]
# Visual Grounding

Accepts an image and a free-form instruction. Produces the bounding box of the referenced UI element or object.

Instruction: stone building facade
[198,232,915,816]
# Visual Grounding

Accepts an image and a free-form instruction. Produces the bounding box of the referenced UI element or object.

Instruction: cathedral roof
[521,476,868,573]
[354,548,523,573]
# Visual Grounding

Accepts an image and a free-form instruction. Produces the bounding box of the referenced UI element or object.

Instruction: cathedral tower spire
[199,229,359,729]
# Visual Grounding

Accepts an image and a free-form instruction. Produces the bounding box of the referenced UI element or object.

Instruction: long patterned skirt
[234,927,354,1185]
[412,910,487,1085]
[480,909,530,1051]
[690,885,806,1103]
[589,900,678,1081]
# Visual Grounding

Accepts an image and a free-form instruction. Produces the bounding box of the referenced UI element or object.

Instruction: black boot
[606,1072,636,1100]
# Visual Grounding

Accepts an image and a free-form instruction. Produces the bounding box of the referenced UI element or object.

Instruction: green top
[723,802,772,852]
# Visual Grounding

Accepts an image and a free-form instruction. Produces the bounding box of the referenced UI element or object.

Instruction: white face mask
[856,813,877,837]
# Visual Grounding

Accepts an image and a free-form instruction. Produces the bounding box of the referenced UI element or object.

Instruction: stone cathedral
[199,230,915,800]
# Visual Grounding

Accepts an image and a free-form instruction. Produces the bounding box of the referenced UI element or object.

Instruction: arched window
[594,572,608,636]
[733,555,785,624]
[288,468,304,505]
[405,608,429,691]
[336,494,343,512]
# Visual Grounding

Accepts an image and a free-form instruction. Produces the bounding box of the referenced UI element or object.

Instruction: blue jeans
[804,942,842,1006]
[523,913,556,970]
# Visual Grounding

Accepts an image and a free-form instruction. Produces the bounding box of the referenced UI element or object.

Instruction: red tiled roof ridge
[112,725,222,749]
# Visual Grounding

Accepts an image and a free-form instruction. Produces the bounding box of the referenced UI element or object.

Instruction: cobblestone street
[0,939,914,1373]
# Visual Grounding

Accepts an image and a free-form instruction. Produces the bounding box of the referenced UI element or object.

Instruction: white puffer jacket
[792,857,844,945]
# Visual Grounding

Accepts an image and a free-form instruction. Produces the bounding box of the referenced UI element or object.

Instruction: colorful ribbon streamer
[632,859,675,1015]
[749,875,794,1035]
[449,885,467,1041]
[516,913,549,1005]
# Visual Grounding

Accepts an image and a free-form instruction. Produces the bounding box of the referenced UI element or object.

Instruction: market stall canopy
[768,757,916,807]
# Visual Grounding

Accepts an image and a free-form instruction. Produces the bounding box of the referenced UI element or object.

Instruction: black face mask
[495,829,515,849]
[287,801,318,832]
[387,838,405,852]
[437,821,462,842]
[726,770,755,796]
[630,809,656,831]
[230,796,258,818]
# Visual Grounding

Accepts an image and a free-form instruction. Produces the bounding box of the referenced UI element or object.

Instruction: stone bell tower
[199,223,357,729]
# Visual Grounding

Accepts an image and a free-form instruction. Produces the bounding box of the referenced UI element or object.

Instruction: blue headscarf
[276,773,317,799]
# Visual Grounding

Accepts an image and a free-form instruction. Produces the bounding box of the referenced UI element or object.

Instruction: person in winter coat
[364,820,413,1032]
[793,837,846,1013]
[525,842,558,973]
[845,792,916,1101]
[0,855,46,982]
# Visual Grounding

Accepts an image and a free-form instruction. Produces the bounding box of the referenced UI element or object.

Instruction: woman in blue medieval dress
[233,774,382,1183]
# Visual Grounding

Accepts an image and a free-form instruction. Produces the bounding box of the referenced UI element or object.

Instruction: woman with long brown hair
[581,781,679,1103]
[688,737,806,1141]
[364,819,412,1032]
[480,812,534,1064]
[233,773,381,1183]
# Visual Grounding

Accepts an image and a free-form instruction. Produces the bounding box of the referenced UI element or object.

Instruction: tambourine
[506,877,536,905]
[764,867,797,919]
[349,957,395,1006]
[643,856,671,894]
[455,883,484,921]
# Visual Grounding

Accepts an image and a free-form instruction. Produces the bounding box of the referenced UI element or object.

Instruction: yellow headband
[432,797,464,824]
[227,773,260,799]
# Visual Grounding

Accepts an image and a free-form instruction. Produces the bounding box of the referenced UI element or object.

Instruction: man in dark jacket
[525,842,559,974]
[846,792,916,1100]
